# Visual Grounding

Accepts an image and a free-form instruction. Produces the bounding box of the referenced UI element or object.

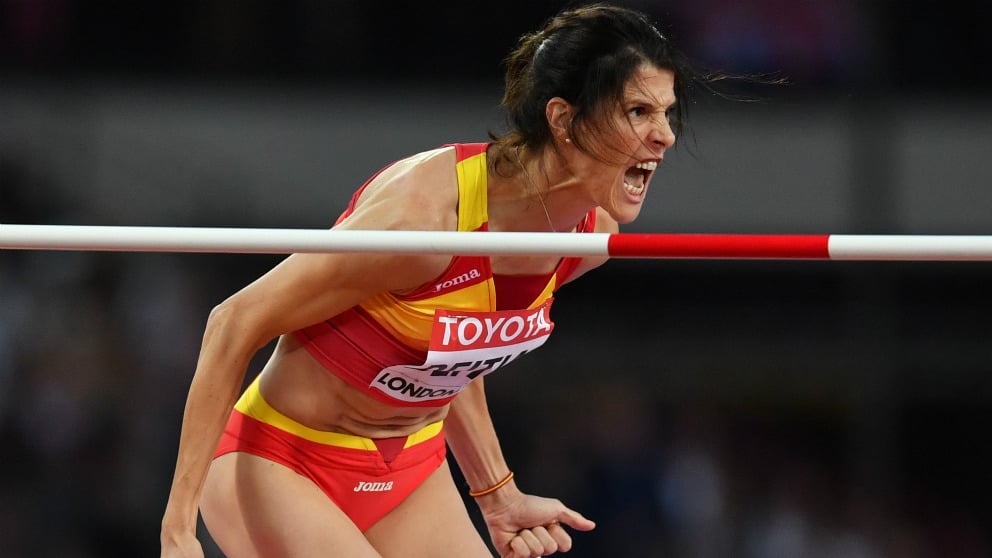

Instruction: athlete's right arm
[159,148,459,556]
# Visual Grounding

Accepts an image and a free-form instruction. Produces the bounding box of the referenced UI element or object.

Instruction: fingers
[506,522,569,557]
[509,528,546,557]
[546,522,573,552]
[492,498,598,557]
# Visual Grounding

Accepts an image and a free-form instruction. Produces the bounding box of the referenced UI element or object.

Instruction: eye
[627,106,647,118]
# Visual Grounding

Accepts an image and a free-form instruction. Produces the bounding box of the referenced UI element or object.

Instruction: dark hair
[491,3,729,169]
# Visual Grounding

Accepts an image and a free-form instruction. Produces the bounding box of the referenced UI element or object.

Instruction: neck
[514,146,556,233]
[487,144,591,233]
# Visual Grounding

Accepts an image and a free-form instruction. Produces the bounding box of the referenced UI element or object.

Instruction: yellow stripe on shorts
[234,377,442,450]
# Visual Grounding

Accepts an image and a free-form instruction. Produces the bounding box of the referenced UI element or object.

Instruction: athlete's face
[584,64,677,224]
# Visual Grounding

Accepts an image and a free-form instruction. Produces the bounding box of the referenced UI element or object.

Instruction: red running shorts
[215,377,447,531]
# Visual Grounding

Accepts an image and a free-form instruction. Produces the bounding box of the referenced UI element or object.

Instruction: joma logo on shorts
[354,481,394,493]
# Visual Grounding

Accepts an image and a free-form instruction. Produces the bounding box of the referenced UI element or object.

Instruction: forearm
[445,379,519,507]
[446,380,598,555]
[161,320,256,533]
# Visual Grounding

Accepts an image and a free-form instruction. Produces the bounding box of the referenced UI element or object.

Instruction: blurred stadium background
[1,1,990,556]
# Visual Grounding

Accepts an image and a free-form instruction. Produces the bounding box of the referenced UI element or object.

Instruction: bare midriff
[257,335,449,440]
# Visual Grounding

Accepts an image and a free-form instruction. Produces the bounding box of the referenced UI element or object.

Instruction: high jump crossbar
[2,225,992,261]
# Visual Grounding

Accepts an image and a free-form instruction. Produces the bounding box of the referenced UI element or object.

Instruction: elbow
[202,296,273,358]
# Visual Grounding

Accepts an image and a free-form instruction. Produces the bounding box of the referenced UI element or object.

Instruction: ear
[545,97,573,142]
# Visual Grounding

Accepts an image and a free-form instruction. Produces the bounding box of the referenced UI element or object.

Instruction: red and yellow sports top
[293,143,597,407]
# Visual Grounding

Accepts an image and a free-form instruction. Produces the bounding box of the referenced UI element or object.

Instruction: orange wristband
[468,471,515,498]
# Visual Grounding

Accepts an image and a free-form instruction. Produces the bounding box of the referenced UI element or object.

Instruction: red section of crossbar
[607,234,832,259]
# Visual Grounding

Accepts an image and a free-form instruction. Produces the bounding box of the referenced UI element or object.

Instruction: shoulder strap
[554,209,599,285]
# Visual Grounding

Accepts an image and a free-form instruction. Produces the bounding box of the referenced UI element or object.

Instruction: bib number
[371,300,554,403]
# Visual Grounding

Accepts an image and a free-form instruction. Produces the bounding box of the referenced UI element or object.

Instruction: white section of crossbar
[827,235,992,261]
[0,225,611,256]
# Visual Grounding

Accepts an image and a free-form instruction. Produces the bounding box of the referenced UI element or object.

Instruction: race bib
[371,299,555,403]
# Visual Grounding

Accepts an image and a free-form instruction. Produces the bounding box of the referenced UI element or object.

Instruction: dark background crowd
[2,1,991,557]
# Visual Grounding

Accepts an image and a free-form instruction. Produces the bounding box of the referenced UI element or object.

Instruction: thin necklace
[514,146,556,233]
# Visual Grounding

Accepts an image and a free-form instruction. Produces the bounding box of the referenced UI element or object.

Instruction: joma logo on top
[433,269,481,292]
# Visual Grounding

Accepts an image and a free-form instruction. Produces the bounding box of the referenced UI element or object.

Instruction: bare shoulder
[315,146,460,294]
[218,147,464,343]
[342,146,458,232]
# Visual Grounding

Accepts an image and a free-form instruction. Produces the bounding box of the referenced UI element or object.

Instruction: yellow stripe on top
[529,276,557,309]
[455,149,489,232]
[356,147,497,350]
[234,377,443,449]
[359,281,495,350]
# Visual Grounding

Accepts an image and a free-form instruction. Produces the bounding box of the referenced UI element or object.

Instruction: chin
[610,205,643,225]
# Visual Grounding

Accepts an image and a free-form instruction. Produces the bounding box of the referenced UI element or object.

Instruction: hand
[480,489,596,557]
[160,529,205,558]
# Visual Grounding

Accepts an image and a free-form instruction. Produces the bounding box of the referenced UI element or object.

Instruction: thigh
[201,452,382,558]
[365,460,493,558]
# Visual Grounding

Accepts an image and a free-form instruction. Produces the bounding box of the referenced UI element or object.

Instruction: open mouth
[623,160,658,196]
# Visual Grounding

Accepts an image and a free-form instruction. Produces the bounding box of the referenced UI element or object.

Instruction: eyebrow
[624,93,677,110]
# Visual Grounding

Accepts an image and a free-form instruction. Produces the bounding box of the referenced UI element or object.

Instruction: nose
[648,113,676,150]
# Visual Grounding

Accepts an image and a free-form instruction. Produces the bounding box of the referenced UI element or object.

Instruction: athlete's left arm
[446,380,595,557]
[562,207,619,285]
[445,379,514,501]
